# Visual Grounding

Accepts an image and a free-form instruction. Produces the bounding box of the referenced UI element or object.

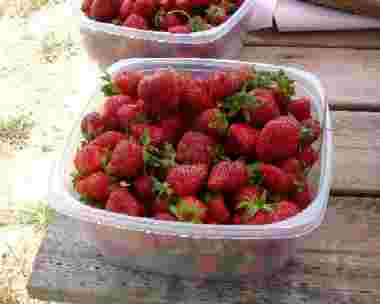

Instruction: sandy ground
[0,1,99,208]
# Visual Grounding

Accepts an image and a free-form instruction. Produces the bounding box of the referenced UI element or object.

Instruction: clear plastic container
[48,58,333,280]
[74,0,255,69]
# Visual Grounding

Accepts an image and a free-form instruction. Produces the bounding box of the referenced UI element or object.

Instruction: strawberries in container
[50,59,333,280]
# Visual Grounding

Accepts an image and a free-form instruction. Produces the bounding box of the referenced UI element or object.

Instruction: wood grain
[241,46,380,110]
[28,196,380,304]
[305,0,380,18]
[246,30,380,49]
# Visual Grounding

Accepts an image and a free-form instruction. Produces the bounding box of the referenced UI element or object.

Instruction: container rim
[49,58,333,240]
[77,0,254,44]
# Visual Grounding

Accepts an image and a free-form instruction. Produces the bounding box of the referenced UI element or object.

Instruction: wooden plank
[241,46,380,110]
[305,0,380,18]
[28,196,380,303]
[246,30,380,49]
[332,111,380,195]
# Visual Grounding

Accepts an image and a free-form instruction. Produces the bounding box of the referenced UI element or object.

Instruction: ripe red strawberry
[154,213,176,221]
[205,194,230,223]
[134,174,154,201]
[168,25,191,33]
[301,118,321,145]
[90,131,126,151]
[133,0,156,18]
[106,140,144,177]
[119,0,135,20]
[158,115,184,144]
[159,0,174,10]
[106,188,144,216]
[138,69,182,118]
[176,131,216,165]
[291,182,315,210]
[152,196,170,213]
[208,68,251,100]
[82,0,94,16]
[193,108,229,138]
[112,70,144,97]
[182,78,215,112]
[175,0,191,11]
[252,163,295,193]
[159,13,182,30]
[277,158,304,182]
[81,112,105,140]
[130,123,165,146]
[288,97,312,122]
[232,185,261,208]
[170,196,208,223]
[117,100,145,130]
[224,123,259,156]
[166,164,208,196]
[208,160,249,192]
[296,145,319,168]
[243,90,280,127]
[205,217,218,224]
[256,116,301,162]
[74,144,108,175]
[90,0,117,21]
[102,95,133,130]
[75,171,110,201]
[206,5,227,25]
[245,210,272,225]
[234,189,272,224]
[270,200,300,222]
[123,14,149,29]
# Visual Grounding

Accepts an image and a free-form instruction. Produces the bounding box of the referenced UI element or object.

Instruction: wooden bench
[28,30,380,303]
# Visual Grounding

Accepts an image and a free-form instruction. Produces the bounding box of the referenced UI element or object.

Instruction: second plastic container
[48,58,333,280]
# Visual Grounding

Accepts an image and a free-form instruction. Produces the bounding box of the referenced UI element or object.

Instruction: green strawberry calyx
[223,90,258,117]
[190,16,209,32]
[101,72,120,97]
[152,176,173,197]
[208,110,229,133]
[170,199,203,223]
[247,162,264,185]
[206,5,225,22]
[237,191,272,217]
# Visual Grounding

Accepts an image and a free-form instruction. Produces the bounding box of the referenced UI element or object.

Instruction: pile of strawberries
[81,0,244,33]
[72,66,321,225]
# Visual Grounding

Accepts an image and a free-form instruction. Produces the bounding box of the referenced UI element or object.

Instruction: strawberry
[154,213,177,221]
[117,100,146,130]
[234,189,272,224]
[277,158,304,182]
[245,210,272,225]
[205,217,218,224]
[112,70,144,97]
[106,188,144,216]
[224,123,258,156]
[208,160,249,192]
[250,163,295,193]
[152,195,170,213]
[256,116,301,162]
[90,131,126,151]
[81,112,105,140]
[138,69,182,118]
[243,90,280,127]
[170,196,208,223]
[270,200,300,222]
[90,0,117,21]
[133,0,157,19]
[291,182,315,210]
[74,144,108,175]
[175,0,191,11]
[296,145,319,168]
[232,185,261,208]
[134,174,154,201]
[106,140,144,177]
[205,193,230,223]
[176,131,216,165]
[182,78,215,112]
[168,25,191,33]
[102,95,133,130]
[119,0,135,20]
[82,0,94,16]
[166,164,208,196]
[123,14,149,29]
[158,115,184,144]
[288,97,312,122]
[130,123,165,147]
[159,0,174,10]
[159,13,182,30]
[300,118,321,145]
[75,171,110,201]
[206,5,227,25]
[193,108,229,138]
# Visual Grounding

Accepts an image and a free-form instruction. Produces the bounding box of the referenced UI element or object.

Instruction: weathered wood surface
[246,30,380,49]
[28,196,380,303]
[305,0,380,18]
[332,111,380,195]
[242,46,380,110]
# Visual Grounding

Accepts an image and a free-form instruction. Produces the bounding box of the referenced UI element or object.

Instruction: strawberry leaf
[70,170,81,184]
[169,205,178,217]
[152,176,172,197]
[143,150,161,168]
[224,90,257,117]
[101,72,120,96]
[248,162,263,185]
[190,16,208,32]
[140,128,151,146]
